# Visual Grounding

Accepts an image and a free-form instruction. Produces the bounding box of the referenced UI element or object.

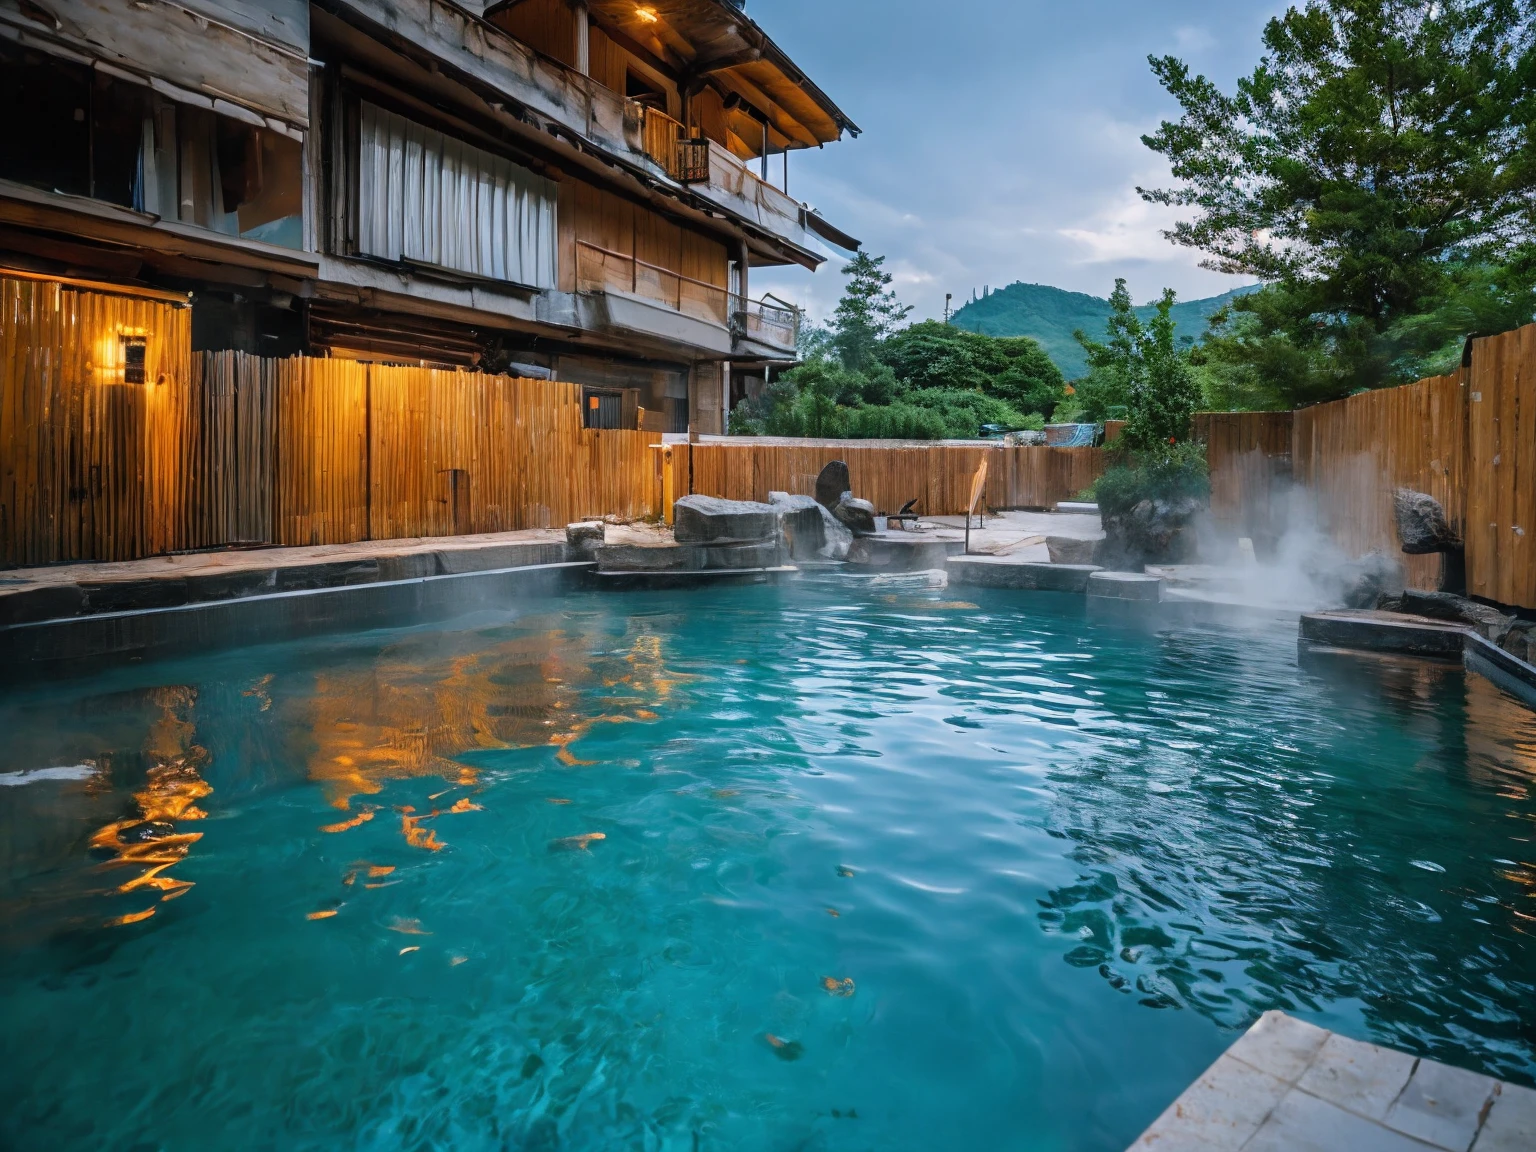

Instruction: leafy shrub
[1092,441,1210,516]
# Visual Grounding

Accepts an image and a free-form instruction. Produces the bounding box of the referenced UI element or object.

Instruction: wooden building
[0,0,860,435]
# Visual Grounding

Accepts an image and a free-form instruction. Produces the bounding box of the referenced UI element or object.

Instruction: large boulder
[1393,489,1461,554]
[833,495,879,537]
[769,492,852,560]
[1099,497,1202,571]
[814,460,852,511]
[672,495,782,545]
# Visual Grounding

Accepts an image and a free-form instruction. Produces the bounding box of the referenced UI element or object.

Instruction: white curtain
[358,102,558,290]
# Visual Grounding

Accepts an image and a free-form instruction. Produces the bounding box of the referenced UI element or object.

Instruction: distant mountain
[951,282,1256,379]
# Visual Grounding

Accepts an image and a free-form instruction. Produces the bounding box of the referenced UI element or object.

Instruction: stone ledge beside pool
[1087,571,1164,601]
[1130,1010,1536,1152]
[945,556,1101,592]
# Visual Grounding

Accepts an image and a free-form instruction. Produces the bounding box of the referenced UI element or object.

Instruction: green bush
[1092,441,1210,516]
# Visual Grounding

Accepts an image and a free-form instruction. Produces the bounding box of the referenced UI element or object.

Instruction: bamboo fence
[683,440,1103,516]
[1201,322,1533,608]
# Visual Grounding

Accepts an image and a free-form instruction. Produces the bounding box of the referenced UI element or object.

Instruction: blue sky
[752,0,1284,322]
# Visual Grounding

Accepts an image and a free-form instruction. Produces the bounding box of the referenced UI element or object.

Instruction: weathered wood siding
[1466,325,1535,609]
[2,0,311,126]
[683,441,1103,516]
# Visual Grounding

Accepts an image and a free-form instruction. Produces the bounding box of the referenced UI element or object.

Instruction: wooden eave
[582,0,859,153]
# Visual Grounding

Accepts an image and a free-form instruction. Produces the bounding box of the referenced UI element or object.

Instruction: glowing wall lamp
[121,335,149,384]
[635,6,658,23]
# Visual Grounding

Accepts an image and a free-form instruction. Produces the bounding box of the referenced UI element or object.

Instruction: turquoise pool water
[2,578,1535,1151]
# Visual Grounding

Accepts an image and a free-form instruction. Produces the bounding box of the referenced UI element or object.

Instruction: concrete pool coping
[0,559,593,680]
[1128,1010,1535,1152]
[1302,609,1536,710]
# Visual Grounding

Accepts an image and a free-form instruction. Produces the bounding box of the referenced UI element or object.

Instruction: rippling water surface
[3,578,1536,1151]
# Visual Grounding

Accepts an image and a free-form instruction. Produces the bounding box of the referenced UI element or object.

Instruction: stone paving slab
[1128,1011,1534,1152]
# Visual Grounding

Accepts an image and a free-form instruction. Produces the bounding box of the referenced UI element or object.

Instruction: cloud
[1174,25,1217,53]
[1057,188,1186,266]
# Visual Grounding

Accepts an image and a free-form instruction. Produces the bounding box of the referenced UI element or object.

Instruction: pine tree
[831,253,911,372]
[1140,0,1536,396]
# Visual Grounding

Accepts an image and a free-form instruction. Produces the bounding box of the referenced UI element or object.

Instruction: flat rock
[1046,535,1104,566]
[1087,571,1163,601]
[593,543,702,573]
[673,495,782,545]
[1301,609,1469,658]
[1056,501,1100,515]
[947,557,1101,592]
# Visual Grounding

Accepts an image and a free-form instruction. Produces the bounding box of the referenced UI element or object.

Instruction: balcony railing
[732,297,801,351]
[635,105,710,184]
[575,240,800,350]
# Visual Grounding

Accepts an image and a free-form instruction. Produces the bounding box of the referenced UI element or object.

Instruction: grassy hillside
[951,282,1254,379]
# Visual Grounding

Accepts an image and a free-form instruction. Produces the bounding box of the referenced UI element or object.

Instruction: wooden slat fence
[1292,372,1468,593]
[1466,325,1535,609]
[1,276,663,566]
[0,273,193,567]
[1193,411,1294,548]
[682,440,1103,515]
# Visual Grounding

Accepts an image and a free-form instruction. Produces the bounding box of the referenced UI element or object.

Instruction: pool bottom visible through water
[2,577,1535,1152]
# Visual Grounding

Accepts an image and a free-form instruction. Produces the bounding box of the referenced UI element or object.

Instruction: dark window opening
[665,397,689,434]
[0,44,91,196]
[121,336,147,384]
[192,295,306,356]
[626,71,666,108]
[0,46,303,248]
[584,388,624,429]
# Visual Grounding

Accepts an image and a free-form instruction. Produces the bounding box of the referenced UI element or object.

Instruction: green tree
[1141,0,1536,400]
[831,252,912,371]
[1075,279,1203,450]
[878,321,1064,416]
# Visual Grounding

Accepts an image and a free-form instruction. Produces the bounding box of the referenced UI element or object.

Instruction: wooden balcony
[575,239,800,352]
[635,105,710,183]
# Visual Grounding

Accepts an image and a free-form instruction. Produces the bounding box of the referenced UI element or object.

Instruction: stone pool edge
[1127,1010,1535,1152]
[0,560,594,681]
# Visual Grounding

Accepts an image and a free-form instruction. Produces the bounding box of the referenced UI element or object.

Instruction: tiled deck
[1130,1012,1535,1151]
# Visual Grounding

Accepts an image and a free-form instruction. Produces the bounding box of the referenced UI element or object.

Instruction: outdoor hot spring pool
[3,577,1536,1151]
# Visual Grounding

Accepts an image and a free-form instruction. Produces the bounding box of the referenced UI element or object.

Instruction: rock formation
[768,492,852,561]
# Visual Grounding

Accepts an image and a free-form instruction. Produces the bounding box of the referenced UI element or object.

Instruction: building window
[584,389,624,429]
[0,44,304,249]
[356,102,558,289]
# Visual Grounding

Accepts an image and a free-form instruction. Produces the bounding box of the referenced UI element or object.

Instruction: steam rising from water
[1181,452,1408,613]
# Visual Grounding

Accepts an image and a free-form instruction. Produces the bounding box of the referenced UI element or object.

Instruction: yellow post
[662,445,675,525]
